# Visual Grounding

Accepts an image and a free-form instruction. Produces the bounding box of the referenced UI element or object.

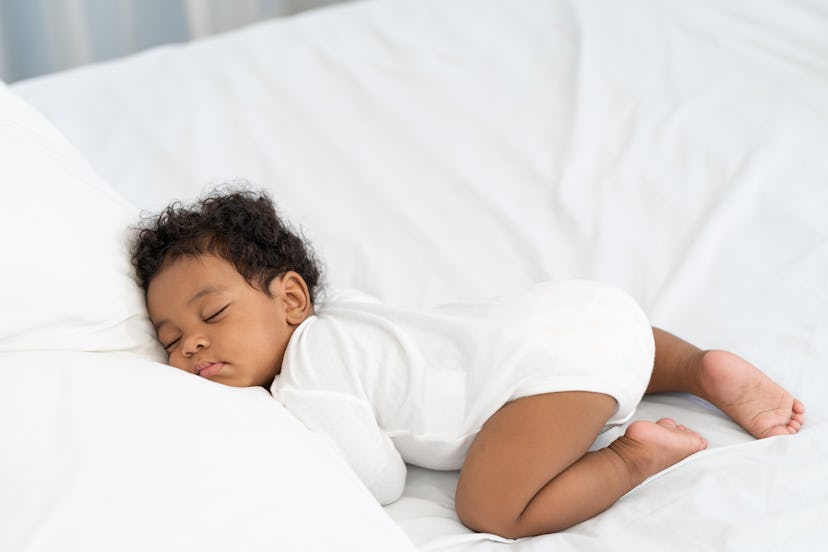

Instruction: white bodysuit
[271,280,655,505]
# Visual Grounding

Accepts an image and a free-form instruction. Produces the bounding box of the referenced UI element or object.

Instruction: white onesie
[271,280,655,505]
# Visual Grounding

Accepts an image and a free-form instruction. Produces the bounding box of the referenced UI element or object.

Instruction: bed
[3,0,827,550]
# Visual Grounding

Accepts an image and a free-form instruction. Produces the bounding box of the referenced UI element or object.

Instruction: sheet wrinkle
[718,5,828,78]
[647,175,763,318]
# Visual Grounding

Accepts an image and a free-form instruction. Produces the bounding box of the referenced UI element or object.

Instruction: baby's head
[131,188,323,388]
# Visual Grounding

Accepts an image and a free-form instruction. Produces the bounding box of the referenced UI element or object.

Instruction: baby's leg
[647,329,806,438]
[455,392,706,539]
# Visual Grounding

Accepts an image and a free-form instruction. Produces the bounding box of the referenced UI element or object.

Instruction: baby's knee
[457,493,577,539]
[456,497,512,538]
[455,484,529,539]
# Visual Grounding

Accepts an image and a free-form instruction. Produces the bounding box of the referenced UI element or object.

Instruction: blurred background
[0,0,354,83]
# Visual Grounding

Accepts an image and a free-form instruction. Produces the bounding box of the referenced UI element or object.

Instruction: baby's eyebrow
[153,285,228,331]
[187,285,225,306]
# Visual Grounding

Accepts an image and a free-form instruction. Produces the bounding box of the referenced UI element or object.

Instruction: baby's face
[146,254,310,388]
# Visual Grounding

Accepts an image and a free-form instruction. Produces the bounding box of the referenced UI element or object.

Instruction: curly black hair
[130,187,323,302]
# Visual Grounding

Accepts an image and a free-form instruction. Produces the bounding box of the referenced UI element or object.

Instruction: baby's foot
[609,419,707,480]
[694,350,806,438]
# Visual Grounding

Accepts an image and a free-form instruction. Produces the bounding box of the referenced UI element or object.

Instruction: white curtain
[0,0,351,83]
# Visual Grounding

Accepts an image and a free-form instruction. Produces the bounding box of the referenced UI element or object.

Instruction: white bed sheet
[12,0,828,549]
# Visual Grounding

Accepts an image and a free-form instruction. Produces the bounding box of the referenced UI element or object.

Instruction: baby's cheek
[167,355,188,372]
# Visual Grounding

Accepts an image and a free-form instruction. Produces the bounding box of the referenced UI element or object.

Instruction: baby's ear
[276,272,312,325]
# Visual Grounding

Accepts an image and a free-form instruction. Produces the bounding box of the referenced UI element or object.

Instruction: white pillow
[0,351,417,551]
[0,81,159,356]
[0,82,416,551]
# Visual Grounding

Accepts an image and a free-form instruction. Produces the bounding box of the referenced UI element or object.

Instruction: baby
[132,189,805,539]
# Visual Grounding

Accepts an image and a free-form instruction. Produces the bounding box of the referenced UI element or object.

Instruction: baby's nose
[182,334,210,356]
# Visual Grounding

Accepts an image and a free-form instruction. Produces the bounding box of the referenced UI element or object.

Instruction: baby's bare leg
[647,328,806,438]
[455,392,706,539]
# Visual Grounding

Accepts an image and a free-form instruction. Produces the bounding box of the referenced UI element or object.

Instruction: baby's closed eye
[205,304,229,322]
[163,337,180,351]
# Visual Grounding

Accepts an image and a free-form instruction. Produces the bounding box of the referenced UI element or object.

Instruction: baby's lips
[196,362,225,378]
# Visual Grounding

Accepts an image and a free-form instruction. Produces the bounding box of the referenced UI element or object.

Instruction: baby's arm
[278,387,407,505]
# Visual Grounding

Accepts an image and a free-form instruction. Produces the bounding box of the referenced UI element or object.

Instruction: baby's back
[275,281,654,471]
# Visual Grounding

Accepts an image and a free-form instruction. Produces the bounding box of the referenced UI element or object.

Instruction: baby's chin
[215,368,275,389]
[166,361,276,389]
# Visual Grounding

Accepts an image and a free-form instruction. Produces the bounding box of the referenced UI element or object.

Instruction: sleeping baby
[131,188,805,539]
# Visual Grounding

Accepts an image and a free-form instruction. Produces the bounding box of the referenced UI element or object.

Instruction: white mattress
[11,0,828,549]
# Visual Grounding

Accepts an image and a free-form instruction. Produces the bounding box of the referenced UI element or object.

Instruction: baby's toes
[792,402,806,426]
[763,425,791,438]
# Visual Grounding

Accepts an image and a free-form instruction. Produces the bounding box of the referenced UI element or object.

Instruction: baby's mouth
[195,362,225,378]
